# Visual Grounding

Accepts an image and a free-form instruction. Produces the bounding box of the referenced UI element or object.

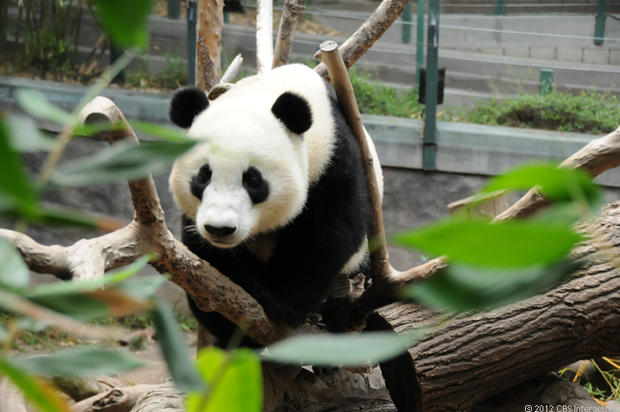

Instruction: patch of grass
[126,54,188,90]
[559,358,620,403]
[1,309,197,351]
[350,69,424,119]
[443,91,620,134]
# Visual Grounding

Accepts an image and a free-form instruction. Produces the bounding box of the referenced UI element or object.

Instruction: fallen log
[367,202,620,411]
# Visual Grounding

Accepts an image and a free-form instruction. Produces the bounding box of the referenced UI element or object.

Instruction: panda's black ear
[170,87,209,128]
[271,92,312,135]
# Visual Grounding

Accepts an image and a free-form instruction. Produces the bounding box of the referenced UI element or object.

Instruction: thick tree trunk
[367,203,620,412]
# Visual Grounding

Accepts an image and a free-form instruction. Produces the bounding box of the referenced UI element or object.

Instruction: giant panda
[169,64,383,346]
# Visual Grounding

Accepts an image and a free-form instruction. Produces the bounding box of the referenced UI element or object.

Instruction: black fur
[243,167,269,204]
[182,83,371,347]
[170,87,209,128]
[271,92,313,135]
[190,164,212,199]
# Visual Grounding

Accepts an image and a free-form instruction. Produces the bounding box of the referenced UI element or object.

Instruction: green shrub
[350,69,423,118]
[445,91,620,134]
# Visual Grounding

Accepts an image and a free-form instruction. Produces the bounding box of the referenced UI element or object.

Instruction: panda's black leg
[187,294,260,348]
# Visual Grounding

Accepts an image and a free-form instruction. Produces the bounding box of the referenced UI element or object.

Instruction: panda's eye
[243,167,269,204]
[190,164,212,199]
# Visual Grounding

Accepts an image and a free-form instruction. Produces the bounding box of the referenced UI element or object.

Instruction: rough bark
[368,202,620,412]
[313,0,409,78]
[273,0,305,68]
[196,0,223,90]
[71,384,160,412]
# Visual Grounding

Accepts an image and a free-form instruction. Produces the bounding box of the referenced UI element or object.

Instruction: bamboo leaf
[151,299,203,392]
[51,140,196,186]
[265,330,422,366]
[93,0,153,50]
[0,357,71,412]
[393,219,582,268]
[13,346,146,378]
[187,348,262,412]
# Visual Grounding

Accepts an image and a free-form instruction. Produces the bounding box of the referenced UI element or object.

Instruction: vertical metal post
[495,0,506,15]
[224,11,229,23]
[402,1,411,44]
[187,0,197,85]
[168,0,180,18]
[539,68,553,95]
[594,0,606,45]
[423,0,439,171]
[416,0,425,88]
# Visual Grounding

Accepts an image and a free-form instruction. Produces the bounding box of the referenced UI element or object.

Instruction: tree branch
[196,0,224,90]
[314,0,409,78]
[273,0,305,68]
[315,41,391,286]
[495,126,620,221]
[256,0,274,73]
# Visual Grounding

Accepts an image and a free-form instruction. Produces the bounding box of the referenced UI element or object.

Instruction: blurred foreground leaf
[393,219,582,268]
[0,357,71,412]
[152,299,203,392]
[482,162,601,208]
[15,90,71,125]
[187,347,262,412]
[0,237,30,290]
[51,140,196,186]
[265,330,423,367]
[403,260,581,312]
[27,255,152,297]
[0,119,39,218]
[4,117,56,152]
[93,0,152,50]
[13,346,145,377]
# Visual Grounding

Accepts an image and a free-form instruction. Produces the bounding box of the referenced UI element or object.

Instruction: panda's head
[168,87,313,248]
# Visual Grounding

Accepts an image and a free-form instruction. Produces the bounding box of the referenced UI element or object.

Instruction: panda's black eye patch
[243,166,269,204]
[190,164,212,199]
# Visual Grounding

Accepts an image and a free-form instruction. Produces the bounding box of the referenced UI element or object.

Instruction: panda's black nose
[204,225,236,237]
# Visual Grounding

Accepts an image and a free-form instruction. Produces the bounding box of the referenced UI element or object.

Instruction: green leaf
[30,205,98,228]
[27,256,152,298]
[115,274,167,301]
[132,121,196,143]
[13,346,145,377]
[151,299,203,392]
[393,218,582,268]
[0,357,71,412]
[15,90,71,124]
[482,162,601,207]
[187,348,262,412]
[0,119,40,217]
[5,117,56,152]
[0,237,30,290]
[93,0,153,50]
[403,260,581,312]
[265,330,422,367]
[51,140,196,186]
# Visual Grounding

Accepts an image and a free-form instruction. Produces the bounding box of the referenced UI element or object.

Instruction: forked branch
[314,0,409,78]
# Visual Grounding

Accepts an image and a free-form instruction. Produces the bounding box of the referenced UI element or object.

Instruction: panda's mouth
[207,237,238,248]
